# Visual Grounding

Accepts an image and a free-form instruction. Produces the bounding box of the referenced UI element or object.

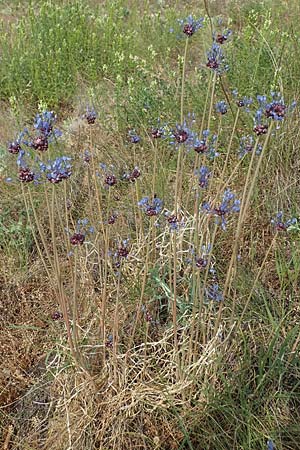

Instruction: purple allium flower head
[69,218,94,246]
[105,334,113,348]
[271,211,297,231]
[31,111,62,151]
[232,90,253,111]
[39,156,72,184]
[7,131,25,154]
[150,118,168,139]
[84,106,97,124]
[31,135,49,152]
[99,163,118,187]
[253,123,269,136]
[206,43,229,74]
[238,136,262,158]
[116,239,130,259]
[34,111,61,138]
[110,239,131,269]
[202,189,240,230]
[193,130,218,158]
[138,195,163,216]
[188,244,215,273]
[8,141,22,154]
[15,113,61,154]
[253,105,269,135]
[205,283,224,302]
[83,149,91,164]
[15,149,40,183]
[52,311,63,320]
[195,166,211,188]
[254,93,295,132]
[169,115,197,152]
[104,175,117,186]
[214,29,232,44]
[164,211,185,231]
[123,167,141,182]
[128,129,141,143]
[70,233,85,245]
[107,214,118,225]
[177,15,204,37]
[215,100,228,115]
[256,92,288,121]
[18,167,35,183]
[151,127,164,139]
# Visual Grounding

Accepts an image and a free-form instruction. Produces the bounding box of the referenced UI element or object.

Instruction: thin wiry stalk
[174,37,189,214]
[214,123,274,335]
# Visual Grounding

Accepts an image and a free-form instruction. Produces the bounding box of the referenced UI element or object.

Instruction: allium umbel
[84,106,97,124]
[214,29,232,44]
[195,166,211,189]
[138,196,163,216]
[169,116,197,152]
[39,156,72,184]
[193,130,218,158]
[215,100,228,115]
[170,15,203,38]
[206,43,229,73]
[202,189,240,230]
[8,139,21,154]
[18,167,35,183]
[271,212,297,231]
[177,15,204,37]
[69,218,94,246]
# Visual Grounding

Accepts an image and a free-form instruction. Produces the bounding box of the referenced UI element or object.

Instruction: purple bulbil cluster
[206,43,229,74]
[39,156,72,184]
[202,189,240,230]
[195,166,211,189]
[271,212,297,231]
[138,196,163,216]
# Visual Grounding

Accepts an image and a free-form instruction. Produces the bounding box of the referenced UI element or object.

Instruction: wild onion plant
[3,3,300,449]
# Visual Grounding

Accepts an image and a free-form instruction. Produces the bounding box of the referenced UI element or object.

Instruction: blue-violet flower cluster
[202,189,240,230]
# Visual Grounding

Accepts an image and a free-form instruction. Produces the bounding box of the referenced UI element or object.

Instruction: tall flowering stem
[113,270,122,381]
[239,232,278,323]
[214,123,274,334]
[174,37,189,213]
[180,38,189,126]
[127,219,155,353]
[207,71,217,132]
[25,184,77,362]
[220,107,240,184]
[88,128,108,353]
